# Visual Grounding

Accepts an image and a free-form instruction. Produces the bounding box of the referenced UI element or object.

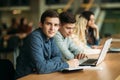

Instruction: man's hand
[75,53,87,59]
[67,59,79,68]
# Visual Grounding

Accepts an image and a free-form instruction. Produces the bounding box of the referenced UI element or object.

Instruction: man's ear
[39,22,42,28]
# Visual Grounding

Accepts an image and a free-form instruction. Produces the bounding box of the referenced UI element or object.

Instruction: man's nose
[69,29,73,33]
[51,25,55,30]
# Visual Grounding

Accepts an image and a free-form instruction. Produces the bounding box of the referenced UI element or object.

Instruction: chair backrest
[0,59,15,80]
[0,35,20,53]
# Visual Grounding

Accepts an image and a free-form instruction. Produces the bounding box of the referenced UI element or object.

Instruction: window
[45,0,68,5]
[0,0,30,7]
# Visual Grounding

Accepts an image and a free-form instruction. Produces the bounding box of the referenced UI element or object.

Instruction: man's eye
[47,23,51,25]
[54,24,59,27]
[66,27,74,30]
[45,23,52,26]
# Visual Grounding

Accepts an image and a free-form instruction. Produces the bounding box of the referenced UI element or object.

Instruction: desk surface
[18,53,120,80]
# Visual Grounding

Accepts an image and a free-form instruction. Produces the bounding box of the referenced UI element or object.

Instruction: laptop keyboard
[79,59,97,66]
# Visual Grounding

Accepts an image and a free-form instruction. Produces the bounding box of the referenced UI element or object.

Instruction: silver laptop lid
[96,38,112,65]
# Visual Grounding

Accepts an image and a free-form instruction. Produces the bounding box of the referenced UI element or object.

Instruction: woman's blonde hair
[74,15,88,45]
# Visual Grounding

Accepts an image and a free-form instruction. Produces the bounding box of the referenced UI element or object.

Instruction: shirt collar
[39,28,51,43]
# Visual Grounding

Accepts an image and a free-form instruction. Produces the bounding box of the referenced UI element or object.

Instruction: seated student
[15,10,79,79]
[54,11,86,61]
[71,16,101,54]
[72,11,102,49]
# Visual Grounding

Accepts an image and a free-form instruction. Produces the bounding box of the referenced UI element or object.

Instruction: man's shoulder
[25,28,43,41]
[32,28,41,34]
[55,31,60,36]
[55,31,63,39]
[29,28,42,37]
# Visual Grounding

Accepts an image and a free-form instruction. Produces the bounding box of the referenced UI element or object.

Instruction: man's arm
[68,37,84,55]
[54,32,75,60]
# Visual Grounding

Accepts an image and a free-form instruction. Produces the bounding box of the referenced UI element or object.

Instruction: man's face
[60,23,75,38]
[41,17,60,39]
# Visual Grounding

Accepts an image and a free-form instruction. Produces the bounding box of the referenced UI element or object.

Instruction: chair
[0,35,20,67]
[0,59,15,80]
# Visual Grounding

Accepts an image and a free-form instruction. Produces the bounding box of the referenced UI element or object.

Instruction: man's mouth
[49,31,54,34]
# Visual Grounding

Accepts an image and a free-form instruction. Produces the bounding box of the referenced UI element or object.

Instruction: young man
[54,12,86,61]
[15,10,79,79]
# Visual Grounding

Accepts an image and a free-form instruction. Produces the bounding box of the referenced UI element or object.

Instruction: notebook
[63,38,112,71]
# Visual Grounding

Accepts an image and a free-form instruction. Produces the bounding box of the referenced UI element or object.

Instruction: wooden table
[17,53,120,80]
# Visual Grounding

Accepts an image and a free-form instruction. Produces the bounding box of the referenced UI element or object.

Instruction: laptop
[108,38,120,53]
[62,38,112,71]
[109,47,120,52]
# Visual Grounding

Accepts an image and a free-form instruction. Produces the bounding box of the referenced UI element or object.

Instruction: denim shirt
[15,28,68,79]
[54,31,84,61]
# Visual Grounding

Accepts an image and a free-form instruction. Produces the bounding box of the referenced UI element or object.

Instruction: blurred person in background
[7,17,19,35]
[17,17,33,39]
[18,17,32,34]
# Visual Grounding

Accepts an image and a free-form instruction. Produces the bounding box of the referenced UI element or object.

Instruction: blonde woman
[71,16,88,48]
[71,11,102,54]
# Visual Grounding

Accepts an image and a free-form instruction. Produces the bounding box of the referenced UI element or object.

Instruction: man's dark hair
[59,11,76,24]
[40,9,59,24]
[81,11,94,21]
